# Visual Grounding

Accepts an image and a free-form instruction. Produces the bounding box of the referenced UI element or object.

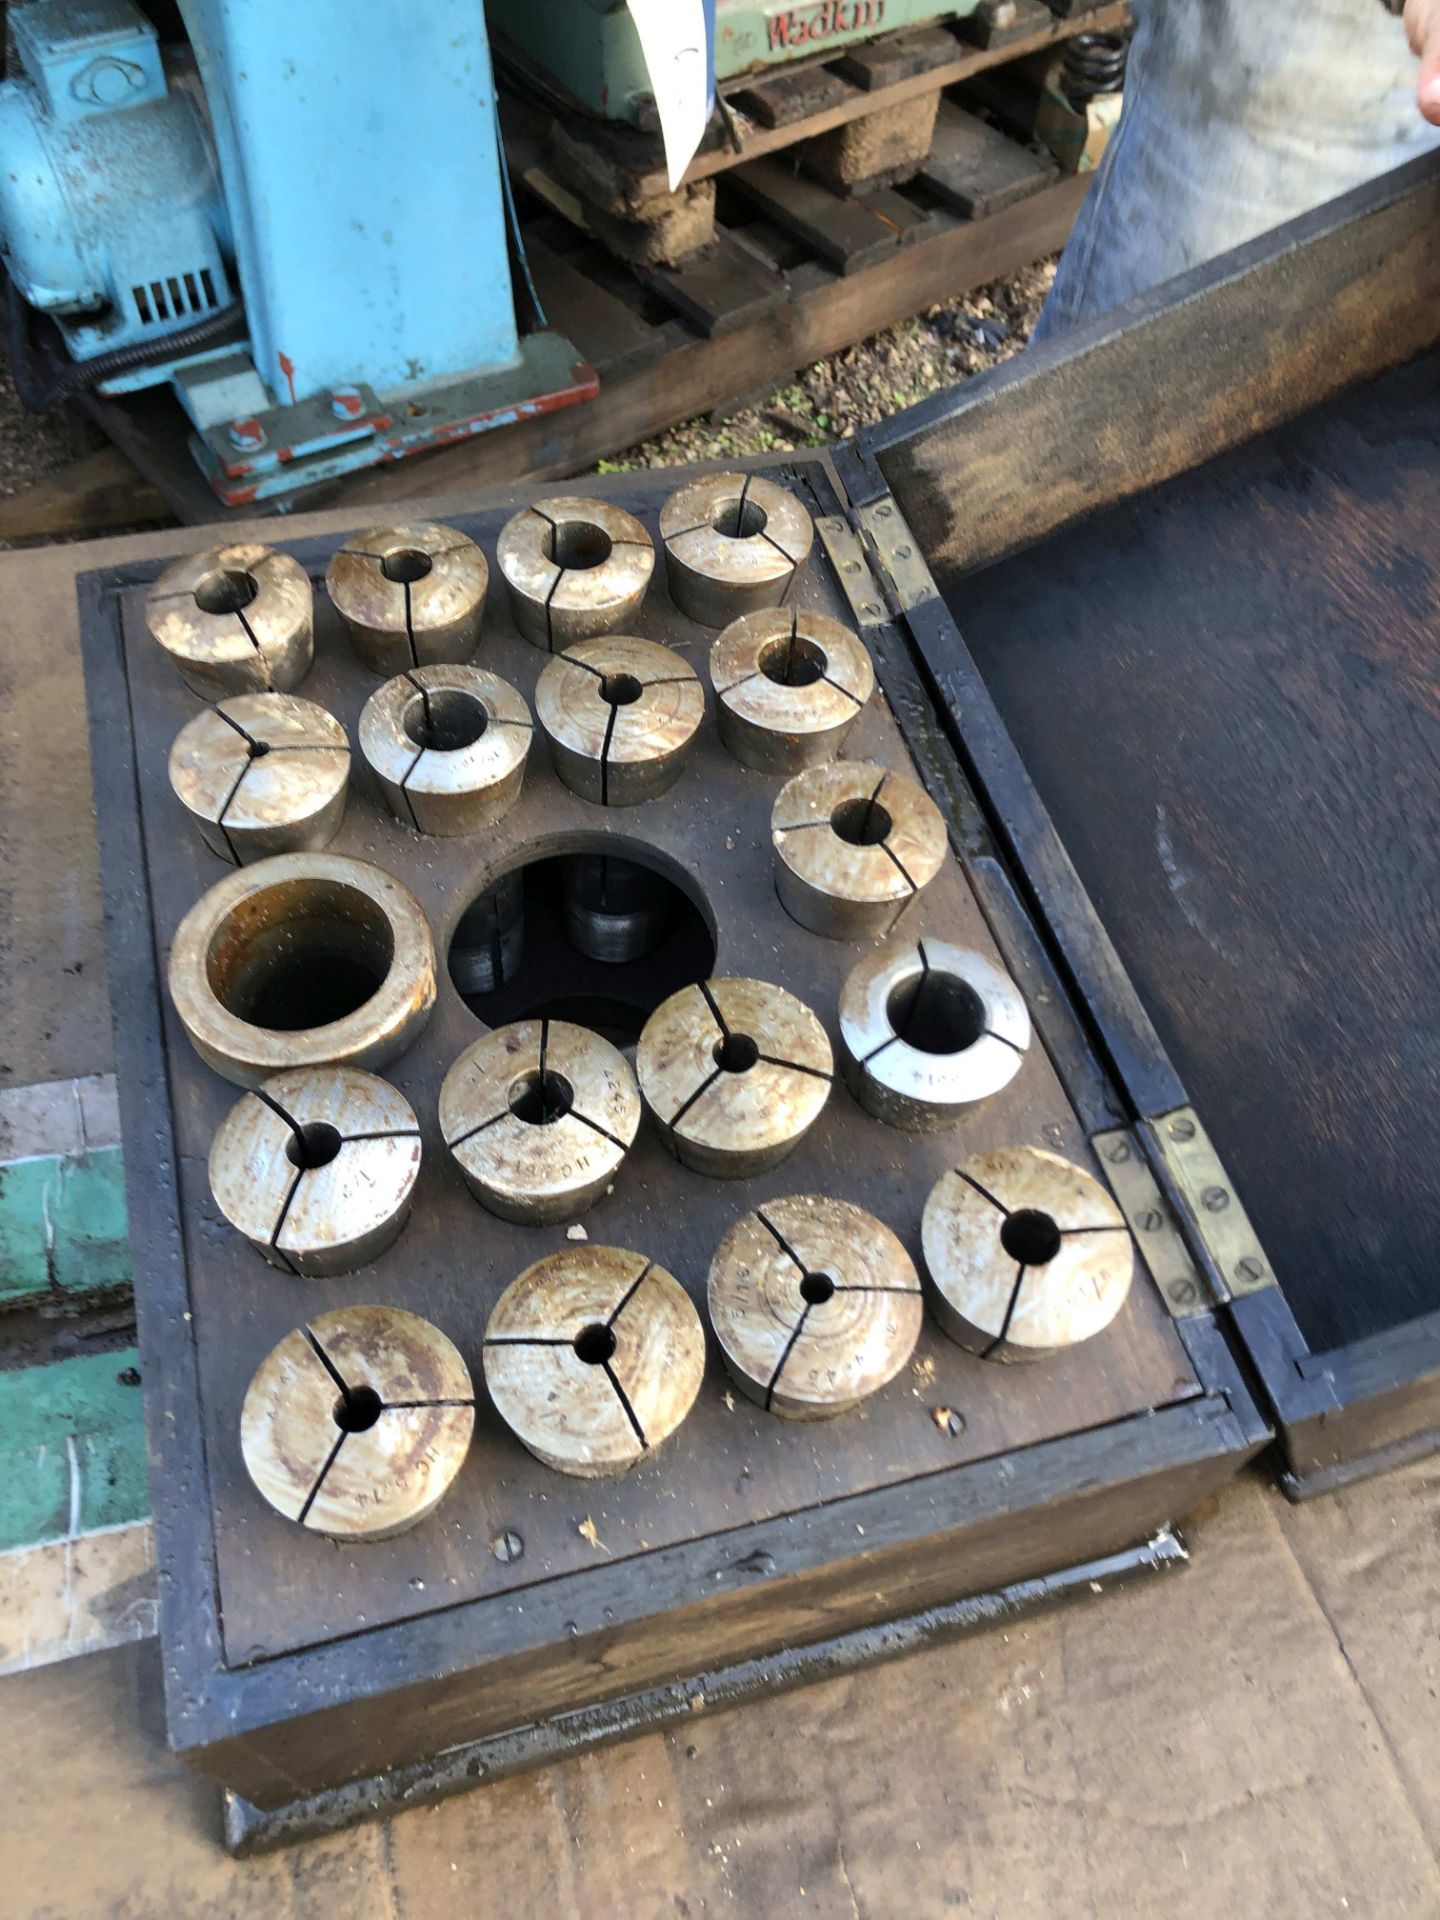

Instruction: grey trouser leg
[1032,0,1440,341]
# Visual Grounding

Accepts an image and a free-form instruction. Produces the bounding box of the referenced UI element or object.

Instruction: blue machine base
[187,330,597,506]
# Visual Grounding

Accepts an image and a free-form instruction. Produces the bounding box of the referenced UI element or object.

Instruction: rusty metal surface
[483,1246,705,1477]
[145,542,313,699]
[839,936,1030,1131]
[922,1147,1134,1360]
[535,635,704,805]
[709,608,874,774]
[439,1017,641,1224]
[208,1066,421,1277]
[637,977,833,1178]
[497,496,655,650]
[772,759,947,939]
[707,1194,923,1419]
[660,472,815,627]
[325,522,489,676]
[357,664,532,837]
[168,693,350,865]
[166,851,437,1088]
[240,1305,474,1539]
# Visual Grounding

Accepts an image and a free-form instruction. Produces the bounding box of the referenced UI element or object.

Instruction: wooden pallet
[496,0,1127,206]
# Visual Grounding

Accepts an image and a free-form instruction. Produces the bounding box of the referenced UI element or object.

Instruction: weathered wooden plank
[731,64,855,130]
[919,100,1057,218]
[852,184,938,244]
[632,228,789,337]
[526,237,661,374]
[857,153,1440,580]
[836,25,962,90]
[0,444,170,546]
[729,157,903,272]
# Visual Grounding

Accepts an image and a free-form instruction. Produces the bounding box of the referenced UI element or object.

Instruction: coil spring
[1061,31,1130,109]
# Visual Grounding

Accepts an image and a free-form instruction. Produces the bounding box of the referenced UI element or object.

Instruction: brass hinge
[855,496,940,615]
[1092,1127,1214,1317]
[814,514,889,628]
[1149,1106,1276,1300]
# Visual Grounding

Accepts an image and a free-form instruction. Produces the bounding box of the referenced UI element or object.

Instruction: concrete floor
[2,1459,1436,1919]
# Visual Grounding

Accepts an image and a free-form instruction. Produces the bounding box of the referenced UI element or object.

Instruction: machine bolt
[490,1529,524,1563]
[228,416,266,452]
[330,385,365,421]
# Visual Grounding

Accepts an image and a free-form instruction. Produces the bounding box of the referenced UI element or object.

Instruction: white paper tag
[628,0,713,193]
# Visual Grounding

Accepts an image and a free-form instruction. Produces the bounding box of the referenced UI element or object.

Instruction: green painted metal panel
[0,1145,131,1305]
[488,0,977,124]
[0,1348,147,1551]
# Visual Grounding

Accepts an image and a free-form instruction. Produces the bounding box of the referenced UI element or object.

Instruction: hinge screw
[1104,1138,1131,1163]
[875,504,892,519]
[1168,1116,1196,1142]
[896,544,912,559]
[1201,1185,1230,1213]
[1135,1208,1162,1233]
[1168,1278,1199,1307]
[862,601,882,617]
[1235,1255,1266,1283]
[490,1528,524,1563]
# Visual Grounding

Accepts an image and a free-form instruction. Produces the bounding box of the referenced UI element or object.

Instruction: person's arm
[1401,0,1440,123]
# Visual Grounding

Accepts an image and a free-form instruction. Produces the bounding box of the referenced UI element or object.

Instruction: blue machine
[0,0,595,503]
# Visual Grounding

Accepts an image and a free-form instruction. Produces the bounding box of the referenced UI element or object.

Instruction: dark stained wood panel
[950,354,1440,1355]
[112,467,1196,1668]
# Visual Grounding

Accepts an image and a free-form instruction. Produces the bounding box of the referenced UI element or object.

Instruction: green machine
[489,0,984,128]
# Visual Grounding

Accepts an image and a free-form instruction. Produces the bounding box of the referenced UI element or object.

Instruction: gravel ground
[0,370,76,498]
[599,255,1056,471]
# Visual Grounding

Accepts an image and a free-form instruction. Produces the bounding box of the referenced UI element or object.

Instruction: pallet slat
[730,158,902,274]
[836,25,965,90]
[526,239,661,374]
[633,229,790,338]
[731,65,856,130]
[854,185,940,245]
[919,102,1057,220]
